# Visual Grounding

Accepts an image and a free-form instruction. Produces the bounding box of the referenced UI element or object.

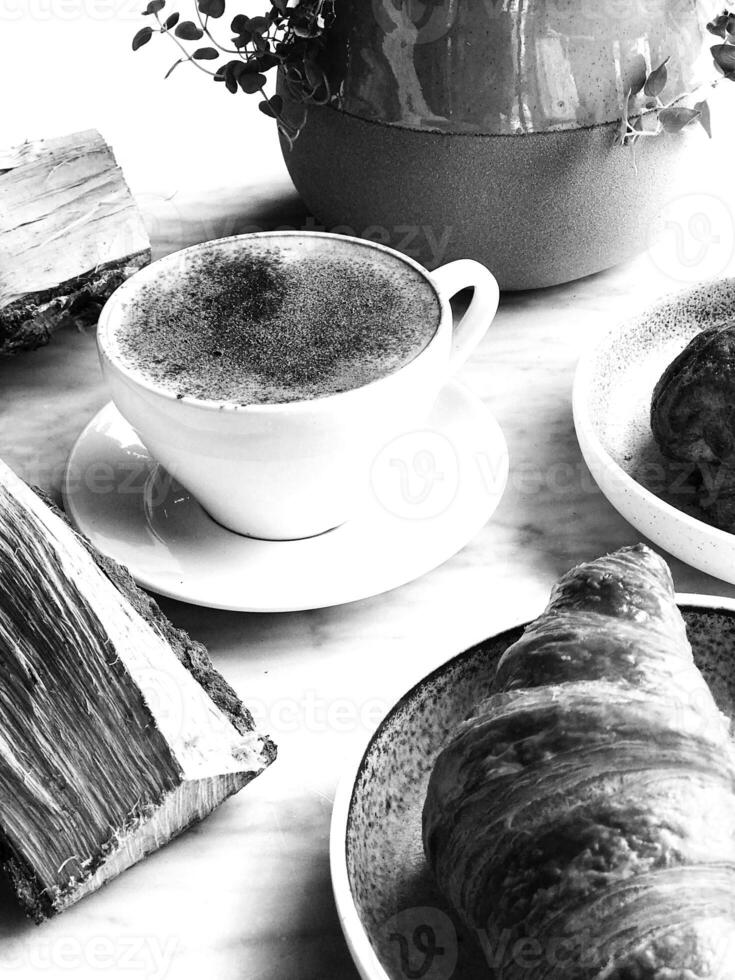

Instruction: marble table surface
[4,147,735,980]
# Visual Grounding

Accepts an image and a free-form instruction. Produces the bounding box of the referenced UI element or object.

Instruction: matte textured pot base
[280,99,705,290]
[573,279,735,584]
[331,599,735,980]
[62,382,508,612]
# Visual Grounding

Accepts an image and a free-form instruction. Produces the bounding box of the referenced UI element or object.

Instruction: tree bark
[0,129,150,356]
[0,459,275,921]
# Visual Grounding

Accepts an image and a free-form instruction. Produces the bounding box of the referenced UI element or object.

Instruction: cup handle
[431,260,500,375]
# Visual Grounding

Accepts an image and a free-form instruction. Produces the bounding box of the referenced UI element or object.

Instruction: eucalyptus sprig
[132,0,335,146]
[618,8,735,148]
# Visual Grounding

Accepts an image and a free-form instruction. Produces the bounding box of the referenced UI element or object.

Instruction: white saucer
[62,382,508,612]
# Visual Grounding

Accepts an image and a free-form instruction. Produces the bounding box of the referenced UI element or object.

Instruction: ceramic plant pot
[279,0,716,290]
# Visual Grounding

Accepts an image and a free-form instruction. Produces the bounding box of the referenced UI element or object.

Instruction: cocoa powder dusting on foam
[115,246,440,405]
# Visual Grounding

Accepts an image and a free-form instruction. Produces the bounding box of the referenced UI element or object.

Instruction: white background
[1,0,289,197]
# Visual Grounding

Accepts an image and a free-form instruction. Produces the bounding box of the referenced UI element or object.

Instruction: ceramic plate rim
[572,300,735,551]
[330,592,735,980]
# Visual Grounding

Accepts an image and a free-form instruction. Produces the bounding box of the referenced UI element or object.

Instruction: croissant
[651,322,735,530]
[423,544,735,979]
[651,323,735,468]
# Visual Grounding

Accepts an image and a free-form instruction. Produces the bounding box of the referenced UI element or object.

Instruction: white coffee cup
[97,231,499,540]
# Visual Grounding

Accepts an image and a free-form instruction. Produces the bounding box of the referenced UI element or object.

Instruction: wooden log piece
[0,129,151,355]
[0,458,276,921]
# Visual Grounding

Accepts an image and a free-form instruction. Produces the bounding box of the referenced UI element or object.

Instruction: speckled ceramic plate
[331,596,735,980]
[573,280,735,584]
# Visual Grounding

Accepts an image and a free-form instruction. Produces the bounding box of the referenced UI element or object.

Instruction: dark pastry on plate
[423,544,735,979]
[651,322,735,530]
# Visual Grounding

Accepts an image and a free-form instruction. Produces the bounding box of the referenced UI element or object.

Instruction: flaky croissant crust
[423,545,735,980]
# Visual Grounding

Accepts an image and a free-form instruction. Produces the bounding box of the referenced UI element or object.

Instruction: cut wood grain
[0,459,275,921]
[0,130,150,355]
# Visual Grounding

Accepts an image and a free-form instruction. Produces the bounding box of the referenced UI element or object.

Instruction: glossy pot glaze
[319,0,716,135]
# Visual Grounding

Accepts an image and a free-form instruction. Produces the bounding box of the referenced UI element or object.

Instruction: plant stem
[193,4,244,56]
[156,11,216,75]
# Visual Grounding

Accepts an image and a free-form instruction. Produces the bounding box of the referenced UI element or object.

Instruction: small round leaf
[231,14,249,32]
[627,54,648,96]
[658,106,700,133]
[164,12,179,28]
[644,57,669,97]
[695,99,712,138]
[175,20,204,40]
[708,12,729,37]
[223,59,246,93]
[712,43,735,74]
[198,0,225,18]
[269,93,283,114]
[132,26,153,50]
[239,71,267,94]
[193,47,219,60]
[142,0,165,13]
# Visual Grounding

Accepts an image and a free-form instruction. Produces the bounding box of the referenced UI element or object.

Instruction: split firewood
[0,459,275,922]
[0,129,150,356]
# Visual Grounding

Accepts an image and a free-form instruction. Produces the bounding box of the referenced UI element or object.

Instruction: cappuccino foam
[112,237,441,405]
